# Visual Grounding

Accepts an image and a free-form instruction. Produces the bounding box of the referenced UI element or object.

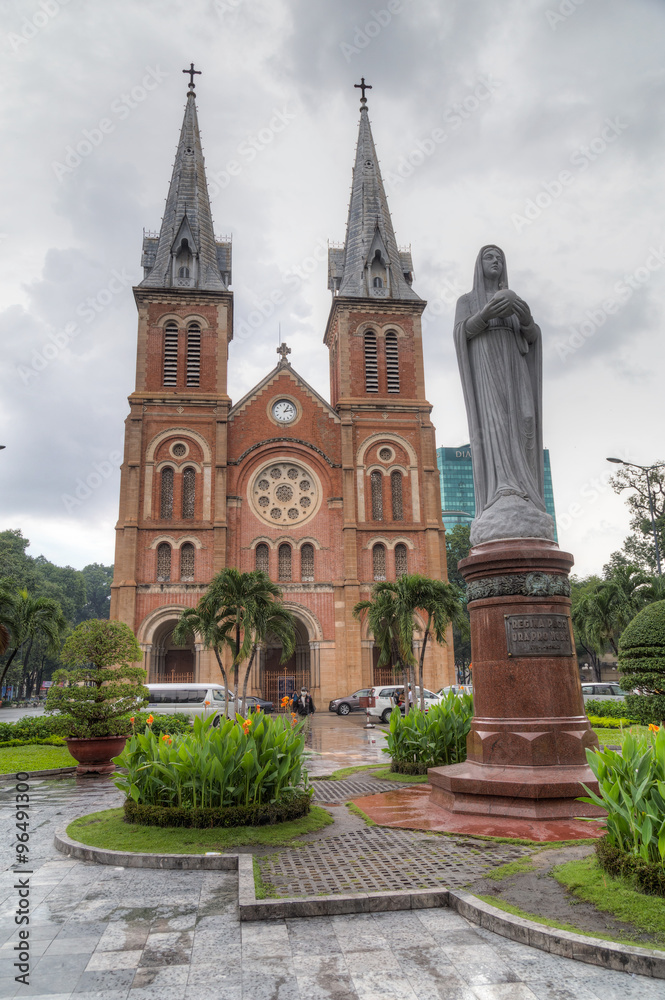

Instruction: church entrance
[151,621,194,683]
[372,646,396,686]
[263,618,310,709]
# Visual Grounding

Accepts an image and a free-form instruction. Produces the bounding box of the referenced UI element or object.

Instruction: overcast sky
[1,0,664,577]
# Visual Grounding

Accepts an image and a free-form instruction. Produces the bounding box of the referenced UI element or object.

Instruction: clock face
[272,399,296,423]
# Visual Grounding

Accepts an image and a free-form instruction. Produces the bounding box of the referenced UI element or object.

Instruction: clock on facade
[272,399,297,423]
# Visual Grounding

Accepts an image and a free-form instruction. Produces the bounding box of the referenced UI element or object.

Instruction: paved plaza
[0,715,662,999]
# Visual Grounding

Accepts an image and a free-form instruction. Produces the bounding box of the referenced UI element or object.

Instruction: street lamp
[607,457,664,577]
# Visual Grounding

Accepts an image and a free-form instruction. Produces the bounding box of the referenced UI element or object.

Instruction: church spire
[140,68,231,291]
[328,81,419,301]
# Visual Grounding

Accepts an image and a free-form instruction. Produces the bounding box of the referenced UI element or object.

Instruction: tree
[608,463,665,574]
[172,596,235,717]
[406,575,468,709]
[445,525,472,681]
[353,587,413,701]
[0,586,68,693]
[240,602,296,711]
[618,599,665,726]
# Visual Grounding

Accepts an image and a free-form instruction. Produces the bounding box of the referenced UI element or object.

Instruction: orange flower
[255,706,261,713]
[161,733,172,744]
[146,714,154,725]
[242,720,251,735]
[204,700,211,706]
[130,716,135,725]
[649,723,660,732]
[281,696,291,707]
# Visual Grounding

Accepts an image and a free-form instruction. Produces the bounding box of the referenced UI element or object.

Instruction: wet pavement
[304,711,388,776]
[1,714,662,998]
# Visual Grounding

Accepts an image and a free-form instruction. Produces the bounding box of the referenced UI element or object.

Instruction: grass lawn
[67,805,333,853]
[371,767,429,784]
[313,764,384,781]
[592,725,650,746]
[0,745,76,774]
[553,855,665,946]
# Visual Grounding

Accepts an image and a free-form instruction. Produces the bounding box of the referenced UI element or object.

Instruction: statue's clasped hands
[482,289,533,327]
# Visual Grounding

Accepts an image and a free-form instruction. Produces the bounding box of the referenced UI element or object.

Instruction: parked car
[439,684,473,697]
[328,688,373,716]
[580,682,629,701]
[146,683,243,724]
[362,685,442,724]
[243,695,274,714]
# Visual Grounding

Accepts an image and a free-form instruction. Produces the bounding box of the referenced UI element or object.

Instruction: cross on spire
[354,77,372,106]
[277,342,291,364]
[183,62,201,91]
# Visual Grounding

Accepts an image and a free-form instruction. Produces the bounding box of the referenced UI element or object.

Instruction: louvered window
[186,323,201,386]
[156,543,171,581]
[373,544,386,581]
[301,544,314,582]
[371,471,383,521]
[180,543,195,581]
[255,543,269,574]
[163,323,178,386]
[364,330,378,392]
[391,471,403,521]
[395,543,408,578]
[278,543,292,582]
[182,467,195,518]
[160,467,174,519]
[386,331,400,392]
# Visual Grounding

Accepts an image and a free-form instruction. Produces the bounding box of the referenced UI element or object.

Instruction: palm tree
[172,595,235,716]
[408,576,468,710]
[240,602,296,711]
[0,587,68,694]
[353,587,413,702]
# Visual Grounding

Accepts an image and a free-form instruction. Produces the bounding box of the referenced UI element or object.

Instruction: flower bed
[384,691,473,771]
[113,711,311,827]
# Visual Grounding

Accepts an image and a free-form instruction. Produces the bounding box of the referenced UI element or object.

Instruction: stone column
[429,539,604,829]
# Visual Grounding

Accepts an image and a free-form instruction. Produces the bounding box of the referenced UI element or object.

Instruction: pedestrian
[298,687,316,716]
[290,689,301,714]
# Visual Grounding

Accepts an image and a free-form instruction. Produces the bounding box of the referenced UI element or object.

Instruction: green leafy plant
[579,728,665,868]
[383,691,473,771]
[619,599,665,726]
[587,715,638,729]
[584,698,631,719]
[129,712,192,737]
[112,712,311,820]
[45,619,147,738]
[0,715,69,741]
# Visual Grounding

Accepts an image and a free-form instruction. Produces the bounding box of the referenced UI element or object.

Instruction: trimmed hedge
[587,715,637,730]
[0,736,66,748]
[584,699,631,720]
[0,716,69,742]
[130,713,193,737]
[596,836,665,898]
[390,760,431,775]
[123,790,311,829]
[619,600,665,727]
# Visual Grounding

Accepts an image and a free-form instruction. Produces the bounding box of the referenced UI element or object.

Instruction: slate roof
[330,105,420,301]
[139,90,230,291]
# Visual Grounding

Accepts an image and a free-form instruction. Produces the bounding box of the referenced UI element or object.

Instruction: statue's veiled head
[481,246,504,282]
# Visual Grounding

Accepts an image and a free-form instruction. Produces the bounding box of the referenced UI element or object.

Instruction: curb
[0,766,76,781]
[54,830,665,978]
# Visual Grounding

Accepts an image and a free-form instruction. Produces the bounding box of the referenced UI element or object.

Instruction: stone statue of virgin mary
[454,245,555,546]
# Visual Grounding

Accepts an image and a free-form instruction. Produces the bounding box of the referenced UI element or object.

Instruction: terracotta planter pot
[65,735,129,776]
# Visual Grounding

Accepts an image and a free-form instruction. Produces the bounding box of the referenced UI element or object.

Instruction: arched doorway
[261,618,311,708]
[151,619,195,683]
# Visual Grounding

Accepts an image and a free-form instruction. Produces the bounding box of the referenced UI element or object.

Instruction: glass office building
[437,444,558,542]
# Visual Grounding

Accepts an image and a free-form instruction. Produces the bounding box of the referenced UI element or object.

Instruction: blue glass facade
[437,444,558,542]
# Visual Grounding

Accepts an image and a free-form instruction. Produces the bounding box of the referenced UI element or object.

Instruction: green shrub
[0,716,69,742]
[619,600,665,727]
[584,699,630,720]
[596,836,665,897]
[383,692,473,768]
[113,712,310,810]
[123,790,311,828]
[580,729,665,867]
[129,712,192,737]
[0,736,66,748]
[587,715,637,729]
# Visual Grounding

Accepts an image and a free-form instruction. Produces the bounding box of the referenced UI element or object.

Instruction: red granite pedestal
[429,538,605,839]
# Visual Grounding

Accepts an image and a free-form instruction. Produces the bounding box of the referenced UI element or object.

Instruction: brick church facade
[110,78,454,707]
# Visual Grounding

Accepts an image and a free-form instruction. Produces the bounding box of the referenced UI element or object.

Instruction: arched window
[180,543,195,581]
[301,544,314,582]
[182,467,195,518]
[373,544,386,582]
[386,331,399,393]
[391,470,403,521]
[278,543,292,582]
[160,467,174,519]
[255,543,269,574]
[364,330,378,392]
[371,470,383,521]
[163,322,178,386]
[186,323,201,386]
[178,266,190,278]
[373,276,383,288]
[395,543,408,578]
[156,543,171,582]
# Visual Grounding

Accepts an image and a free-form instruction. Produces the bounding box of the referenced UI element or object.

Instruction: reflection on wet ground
[303,712,388,776]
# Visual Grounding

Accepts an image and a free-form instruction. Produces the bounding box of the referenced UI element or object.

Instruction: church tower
[110,69,233,682]
[325,81,451,685]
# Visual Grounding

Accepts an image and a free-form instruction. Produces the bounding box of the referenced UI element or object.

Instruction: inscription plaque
[504,613,573,657]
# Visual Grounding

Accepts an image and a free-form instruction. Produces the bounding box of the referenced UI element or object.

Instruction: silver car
[146,683,243,724]
[580,682,629,702]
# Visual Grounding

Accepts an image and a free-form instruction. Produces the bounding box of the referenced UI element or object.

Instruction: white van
[363,685,442,724]
[146,683,243,725]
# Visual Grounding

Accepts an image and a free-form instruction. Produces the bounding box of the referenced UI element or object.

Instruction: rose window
[251,461,320,526]
[172,442,187,457]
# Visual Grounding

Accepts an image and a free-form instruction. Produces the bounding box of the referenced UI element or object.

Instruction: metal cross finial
[354,77,372,105]
[277,343,291,363]
[183,63,201,90]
